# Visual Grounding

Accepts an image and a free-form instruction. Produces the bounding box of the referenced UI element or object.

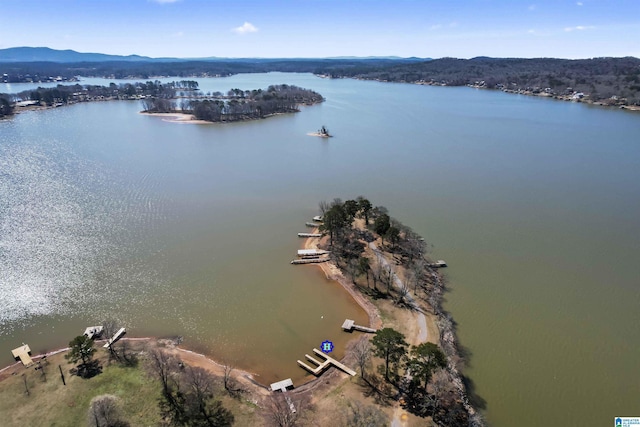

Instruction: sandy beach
[139,111,212,124]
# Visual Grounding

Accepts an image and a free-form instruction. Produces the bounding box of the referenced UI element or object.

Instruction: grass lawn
[0,350,162,427]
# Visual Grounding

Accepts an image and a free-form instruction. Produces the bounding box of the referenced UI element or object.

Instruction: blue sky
[0,0,638,58]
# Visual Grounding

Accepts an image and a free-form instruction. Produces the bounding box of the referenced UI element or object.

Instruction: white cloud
[576,2,583,5]
[429,24,443,31]
[528,4,537,11]
[172,31,184,38]
[233,22,258,35]
[528,29,536,34]
[564,25,595,32]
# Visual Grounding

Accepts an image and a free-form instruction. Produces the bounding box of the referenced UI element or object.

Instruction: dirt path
[368,242,428,344]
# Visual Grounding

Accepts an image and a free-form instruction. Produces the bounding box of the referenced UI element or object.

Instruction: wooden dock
[305,222,321,227]
[341,319,377,333]
[312,216,324,222]
[297,249,329,257]
[297,348,356,377]
[83,326,103,339]
[428,260,447,268]
[270,378,294,392]
[103,327,126,348]
[11,344,34,367]
[291,257,328,265]
[297,233,322,238]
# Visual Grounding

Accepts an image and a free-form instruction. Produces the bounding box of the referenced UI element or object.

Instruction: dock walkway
[103,327,126,348]
[297,348,356,377]
[341,319,377,333]
[291,257,328,265]
[297,233,322,238]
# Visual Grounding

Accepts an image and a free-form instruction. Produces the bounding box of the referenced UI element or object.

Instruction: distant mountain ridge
[0,47,153,63]
[0,47,427,63]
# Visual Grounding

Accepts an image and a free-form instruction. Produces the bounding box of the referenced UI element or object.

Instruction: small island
[0,82,325,123]
[308,125,332,138]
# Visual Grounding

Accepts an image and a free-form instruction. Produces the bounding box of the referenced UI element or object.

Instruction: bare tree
[264,393,305,427]
[396,279,410,305]
[352,338,372,379]
[146,348,179,397]
[318,200,330,216]
[87,394,129,427]
[222,362,245,398]
[341,401,388,427]
[102,318,118,357]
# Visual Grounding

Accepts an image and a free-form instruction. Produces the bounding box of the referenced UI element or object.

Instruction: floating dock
[103,327,126,348]
[297,233,322,238]
[305,222,321,228]
[297,348,356,377]
[291,257,328,265]
[341,319,377,333]
[429,260,447,268]
[83,326,103,339]
[312,216,324,222]
[11,344,34,367]
[297,249,329,257]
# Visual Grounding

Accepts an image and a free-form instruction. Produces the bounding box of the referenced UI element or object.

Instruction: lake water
[1,73,639,426]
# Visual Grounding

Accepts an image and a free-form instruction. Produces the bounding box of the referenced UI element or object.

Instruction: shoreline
[319,74,640,113]
[0,214,484,425]
[138,111,212,124]
[303,219,484,425]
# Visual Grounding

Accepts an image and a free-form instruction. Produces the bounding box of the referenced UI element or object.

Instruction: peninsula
[0,197,482,427]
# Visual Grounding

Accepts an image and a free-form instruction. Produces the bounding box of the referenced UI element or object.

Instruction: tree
[343,199,359,222]
[146,349,181,396]
[385,226,401,249]
[0,96,13,117]
[352,339,372,378]
[319,203,347,246]
[319,200,330,216]
[181,366,234,427]
[264,393,311,427]
[356,197,372,226]
[342,401,388,427]
[87,394,129,427]
[222,362,244,397]
[357,256,371,288]
[148,351,234,427]
[66,335,97,375]
[373,214,391,244]
[406,342,447,392]
[371,328,408,381]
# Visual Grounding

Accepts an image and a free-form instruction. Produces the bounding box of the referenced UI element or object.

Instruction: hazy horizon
[0,0,638,59]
